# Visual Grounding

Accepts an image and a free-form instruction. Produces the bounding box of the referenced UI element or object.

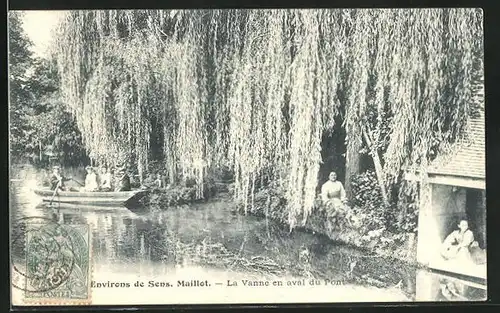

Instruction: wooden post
[39,141,42,163]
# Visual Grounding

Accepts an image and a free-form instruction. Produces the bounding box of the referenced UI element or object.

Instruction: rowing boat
[32,188,146,206]
[42,202,141,216]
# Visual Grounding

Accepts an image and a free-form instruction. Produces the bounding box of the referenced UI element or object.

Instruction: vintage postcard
[9,8,486,306]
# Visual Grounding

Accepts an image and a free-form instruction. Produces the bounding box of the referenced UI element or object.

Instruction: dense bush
[393,183,419,234]
[346,170,419,255]
[349,170,388,232]
[141,186,199,207]
[231,179,289,224]
[139,172,220,208]
[349,170,418,233]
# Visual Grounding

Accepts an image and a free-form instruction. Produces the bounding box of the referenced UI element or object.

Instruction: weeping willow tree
[53,8,483,228]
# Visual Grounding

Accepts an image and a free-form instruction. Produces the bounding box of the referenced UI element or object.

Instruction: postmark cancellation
[12,218,92,305]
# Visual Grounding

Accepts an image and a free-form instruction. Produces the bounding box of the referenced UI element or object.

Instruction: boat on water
[42,201,136,212]
[32,188,146,206]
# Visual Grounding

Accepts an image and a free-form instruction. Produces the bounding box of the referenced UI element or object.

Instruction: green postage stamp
[12,218,92,305]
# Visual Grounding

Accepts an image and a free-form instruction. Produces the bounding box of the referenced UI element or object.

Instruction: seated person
[115,168,131,192]
[82,166,99,192]
[95,166,103,187]
[441,218,479,262]
[140,173,156,189]
[320,171,347,215]
[141,172,166,190]
[49,165,72,191]
[154,173,166,189]
[99,167,113,191]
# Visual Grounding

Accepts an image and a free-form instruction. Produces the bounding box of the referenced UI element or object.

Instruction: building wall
[416,183,467,265]
[467,189,487,248]
[415,270,442,301]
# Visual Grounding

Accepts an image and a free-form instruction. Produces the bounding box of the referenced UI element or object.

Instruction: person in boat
[154,173,166,189]
[441,218,479,262]
[140,173,155,190]
[95,166,103,188]
[99,166,113,192]
[49,166,71,191]
[321,171,347,214]
[49,166,70,191]
[115,167,131,192]
[82,166,99,192]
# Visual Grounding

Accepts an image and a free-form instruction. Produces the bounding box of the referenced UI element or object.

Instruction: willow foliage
[54,9,483,227]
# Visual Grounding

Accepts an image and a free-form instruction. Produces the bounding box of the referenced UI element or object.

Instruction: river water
[10,165,487,305]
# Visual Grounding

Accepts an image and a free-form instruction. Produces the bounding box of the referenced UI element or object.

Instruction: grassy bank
[137,183,418,294]
[228,182,419,265]
[136,176,418,265]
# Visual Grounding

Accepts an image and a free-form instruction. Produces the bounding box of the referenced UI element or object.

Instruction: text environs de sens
[90,280,212,288]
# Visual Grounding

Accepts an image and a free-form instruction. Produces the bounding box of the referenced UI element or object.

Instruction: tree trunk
[345,123,362,200]
[39,141,43,163]
[361,125,389,207]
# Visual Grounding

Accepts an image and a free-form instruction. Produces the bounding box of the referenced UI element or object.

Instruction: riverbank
[11,164,488,302]
[140,183,418,266]
[233,200,418,266]
[10,162,418,266]
[130,186,418,294]
[303,214,417,264]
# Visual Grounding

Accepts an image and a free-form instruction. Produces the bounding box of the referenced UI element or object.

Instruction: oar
[71,178,84,187]
[49,180,62,205]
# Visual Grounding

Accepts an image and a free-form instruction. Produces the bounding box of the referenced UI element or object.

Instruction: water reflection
[10,166,487,302]
[415,270,487,301]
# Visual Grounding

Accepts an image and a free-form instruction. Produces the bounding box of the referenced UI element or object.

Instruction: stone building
[406,106,485,280]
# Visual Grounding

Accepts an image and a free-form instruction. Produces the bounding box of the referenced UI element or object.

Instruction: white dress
[100,172,112,189]
[84,172,99,192]
[321,180,346,209]
[321,181,346,201]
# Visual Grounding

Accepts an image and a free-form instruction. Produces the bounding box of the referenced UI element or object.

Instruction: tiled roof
[427,88,485,179]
